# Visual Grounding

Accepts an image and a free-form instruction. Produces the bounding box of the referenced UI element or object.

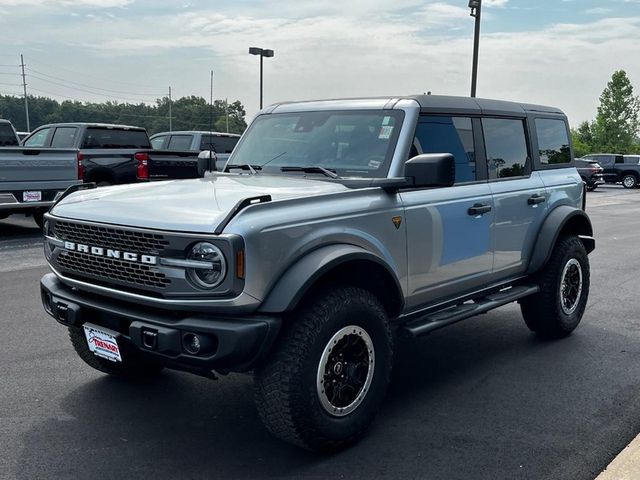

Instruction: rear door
[484,117,547,278]
[401,115,494,309]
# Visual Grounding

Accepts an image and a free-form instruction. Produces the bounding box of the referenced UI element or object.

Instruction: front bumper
[40,273,281,375]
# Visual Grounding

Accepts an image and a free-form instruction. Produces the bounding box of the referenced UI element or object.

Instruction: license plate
[83,324,122,362]
[23,191,42,202]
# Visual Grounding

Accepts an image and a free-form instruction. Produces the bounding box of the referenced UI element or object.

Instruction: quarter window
[482,118,529,179]
[535,118,571,165]
[167,135,193,150]
[411,116,476,183]
[150,135,167,149]
[51,127,78,148]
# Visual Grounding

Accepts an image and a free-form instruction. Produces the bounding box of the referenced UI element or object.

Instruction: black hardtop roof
[36,122,146,131]
[408,95,564,116]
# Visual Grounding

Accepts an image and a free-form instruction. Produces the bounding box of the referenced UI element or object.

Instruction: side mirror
[197,150,217,176]
[405,153,455,188]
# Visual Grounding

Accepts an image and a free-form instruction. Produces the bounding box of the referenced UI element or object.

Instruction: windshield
[227,110,404,178]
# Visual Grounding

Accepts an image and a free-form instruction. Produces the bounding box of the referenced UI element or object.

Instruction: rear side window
[201,135,240,153]
[24,127,52,147]
[535,118,571,165]
[411,116,476,183]
[0,124,18,146]
[150,135,167,149]
[51,127,78,148]
[615,156,624,164]
[82,128,151,149]
[482,118,529,179]
[167,135,193,150]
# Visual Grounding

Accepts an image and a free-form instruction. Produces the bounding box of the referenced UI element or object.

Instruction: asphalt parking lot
[2,185,640,480]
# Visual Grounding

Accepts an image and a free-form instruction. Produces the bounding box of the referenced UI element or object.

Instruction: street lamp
[469,0,482,98]
[249,47,275,109]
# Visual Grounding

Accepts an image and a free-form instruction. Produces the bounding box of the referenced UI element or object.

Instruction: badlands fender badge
[392,216,402,229]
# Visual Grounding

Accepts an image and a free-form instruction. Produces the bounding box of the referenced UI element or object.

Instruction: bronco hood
[51,174,349,233]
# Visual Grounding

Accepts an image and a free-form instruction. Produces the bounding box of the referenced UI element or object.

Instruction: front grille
[57,250,171,289]
[54,220,169,255]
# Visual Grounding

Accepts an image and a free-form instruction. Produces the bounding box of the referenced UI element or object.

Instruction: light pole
[469,0,482,98]
[249,47,274,109]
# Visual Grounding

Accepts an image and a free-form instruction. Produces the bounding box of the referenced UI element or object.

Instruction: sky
[1,0,640,127]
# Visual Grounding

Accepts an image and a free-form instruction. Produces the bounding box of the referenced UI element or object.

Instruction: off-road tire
[68,326,163,379]
[622,174,638,189]
[520,236,590,338]
[254,286,393,452]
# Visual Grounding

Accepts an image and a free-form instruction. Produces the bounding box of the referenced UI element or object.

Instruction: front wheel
[622,174,638,189]
[520,236,590,338]
[254,286,393,452]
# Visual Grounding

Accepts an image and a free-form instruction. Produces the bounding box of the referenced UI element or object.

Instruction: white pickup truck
[0,125,81,227]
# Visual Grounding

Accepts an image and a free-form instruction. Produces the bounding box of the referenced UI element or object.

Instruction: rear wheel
[622,174,638,189]
[68,326,163,379]
[520,236,589,338]
[254,286,393,452]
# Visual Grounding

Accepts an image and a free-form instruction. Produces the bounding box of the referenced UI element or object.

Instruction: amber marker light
[236,250,245,279]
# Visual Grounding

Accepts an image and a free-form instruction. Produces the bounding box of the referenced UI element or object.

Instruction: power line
[25,67,165,97]
[0,81,22,87]
[27,74,159,103]
[28,57,163,90]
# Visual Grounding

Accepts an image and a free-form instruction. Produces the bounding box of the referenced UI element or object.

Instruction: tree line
[572,70,640,157]
[0,95,248,135]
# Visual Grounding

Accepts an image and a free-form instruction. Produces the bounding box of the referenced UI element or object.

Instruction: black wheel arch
[527,205,594,275]
[258,244,404,318]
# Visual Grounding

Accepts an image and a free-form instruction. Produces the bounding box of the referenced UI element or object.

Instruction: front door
[401,115,494,310]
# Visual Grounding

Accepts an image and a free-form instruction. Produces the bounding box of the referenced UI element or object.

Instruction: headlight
[43,220,54,260]
[186,242,227,289]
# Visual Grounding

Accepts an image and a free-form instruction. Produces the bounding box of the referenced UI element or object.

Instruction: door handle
[528,194,546,205]
[468,203,492,216]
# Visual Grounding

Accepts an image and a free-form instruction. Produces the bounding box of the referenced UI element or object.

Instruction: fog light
[183,333,201,355]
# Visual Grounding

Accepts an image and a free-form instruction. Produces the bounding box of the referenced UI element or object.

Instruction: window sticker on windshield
[368,159,382,169]
[379,125,394,139]
[382,116,392,126]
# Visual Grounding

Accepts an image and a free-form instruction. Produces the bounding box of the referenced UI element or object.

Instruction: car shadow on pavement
[14,307,638,480]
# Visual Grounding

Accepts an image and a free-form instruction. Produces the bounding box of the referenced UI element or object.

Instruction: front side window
[229,110,404,178]
[51,127,78,148]
[411,116,476,183]
[150,135,167,149]
[24,127,52,147]
[536,118,571,165]
[201,135,239,153]
[483,118,529,179]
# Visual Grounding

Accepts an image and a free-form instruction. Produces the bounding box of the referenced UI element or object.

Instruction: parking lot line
[596,434,640,480]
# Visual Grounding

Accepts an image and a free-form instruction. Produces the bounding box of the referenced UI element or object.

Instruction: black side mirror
[405,153,455,188]
[197,150,217,176]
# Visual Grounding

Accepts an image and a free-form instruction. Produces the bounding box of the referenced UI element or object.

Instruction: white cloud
[483,0,510,7]
[0,0,131,6]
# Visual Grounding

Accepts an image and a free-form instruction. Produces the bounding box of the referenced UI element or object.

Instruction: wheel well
[621,170,639,179]
[297,259,403,318]
[559,213,593,238]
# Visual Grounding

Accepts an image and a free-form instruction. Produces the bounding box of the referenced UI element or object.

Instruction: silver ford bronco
[40,95,595,452]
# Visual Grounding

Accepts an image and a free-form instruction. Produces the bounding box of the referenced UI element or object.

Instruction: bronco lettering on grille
[63,241,157,265]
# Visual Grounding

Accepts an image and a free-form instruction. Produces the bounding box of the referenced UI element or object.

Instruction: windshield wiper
[280,166,340,179]
[224,164,262,174]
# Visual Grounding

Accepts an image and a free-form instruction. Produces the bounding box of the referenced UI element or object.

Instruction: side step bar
[401,285,540,338]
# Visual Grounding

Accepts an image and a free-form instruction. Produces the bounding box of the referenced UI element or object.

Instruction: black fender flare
[527,205,595,274]
[258,244,403,314]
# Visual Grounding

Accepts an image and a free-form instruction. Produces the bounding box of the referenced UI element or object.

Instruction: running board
[401,285,540,338]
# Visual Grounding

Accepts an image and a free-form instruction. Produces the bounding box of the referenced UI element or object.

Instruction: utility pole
[469,0,482,98]
[225,97,229,133]
[20,54,30,132]
[209,70,214,136]
[168,86,172,131]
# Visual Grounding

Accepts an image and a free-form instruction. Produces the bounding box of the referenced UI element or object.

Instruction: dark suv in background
[575,158,604,191]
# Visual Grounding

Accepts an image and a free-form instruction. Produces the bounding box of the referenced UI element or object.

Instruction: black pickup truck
[22,123,202,186]
[582,153,640,188]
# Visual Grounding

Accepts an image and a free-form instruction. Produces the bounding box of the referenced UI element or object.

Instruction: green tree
[570,128,591,158]
[592,70,640,153]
